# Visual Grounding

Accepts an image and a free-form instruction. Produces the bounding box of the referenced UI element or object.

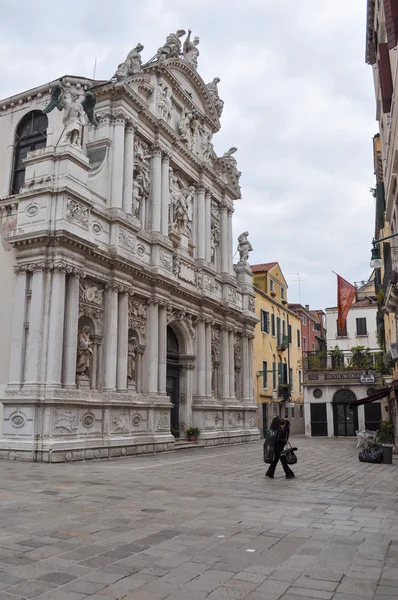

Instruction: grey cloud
[0,0,376,308]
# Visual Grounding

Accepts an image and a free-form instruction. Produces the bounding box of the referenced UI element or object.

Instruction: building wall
[0,50,259,462]
[253,268,304,435]
[326,305,380,351]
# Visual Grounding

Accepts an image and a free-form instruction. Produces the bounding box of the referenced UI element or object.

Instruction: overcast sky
[0,0,376,310]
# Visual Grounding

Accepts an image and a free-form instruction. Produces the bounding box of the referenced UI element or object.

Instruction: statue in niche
[132,178,144,216]
[127,337,138,382]
[183,30,200,68]
[157,82,172,121]
[206,77,224,117]
[173,185,194,235]
[178,109,201,151]
[201,129,213,162]
[173,254,181,277]
[114,43,144,80]
[157,30,186,61]
[211,220,220,261]
[76,325,93,377]
[237,231,253,264]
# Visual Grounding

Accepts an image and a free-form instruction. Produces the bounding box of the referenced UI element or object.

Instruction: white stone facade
[0,35,258,462]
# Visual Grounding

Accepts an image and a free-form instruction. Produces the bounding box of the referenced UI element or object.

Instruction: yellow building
[252,263,304,435]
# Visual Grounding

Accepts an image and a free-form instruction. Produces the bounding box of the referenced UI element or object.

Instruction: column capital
[151,143,163,157]
[113,110,127,125]
[161,148,171,161]
[125,118,138,133]
[196,184,206,193]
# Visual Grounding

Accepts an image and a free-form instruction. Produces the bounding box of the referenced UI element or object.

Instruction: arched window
[11,111,48,194]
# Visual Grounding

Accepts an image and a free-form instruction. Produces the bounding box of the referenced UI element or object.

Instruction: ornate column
[24,268,45,385]
[116,290,129,391]
[205,321,212,398]
[247,333,255,400]
[196,186,206,261]
[161,152,170,236]
[196,318,206,398]
[122,120,135,213]
[158,305,167,394]
[220,326,230,400]
[241,334,250,401]
[147,301,159,393]
[8,270,27,386]
[220,204,229,274]
[111,112,126,209]
[150,146,162,232]
[227,208,234,275]
[90,338,99,390]
[62,272,80,389]
[205,191,212,263]
[103,284,119,391]
[229,330,235,399]
[46,266,66,386]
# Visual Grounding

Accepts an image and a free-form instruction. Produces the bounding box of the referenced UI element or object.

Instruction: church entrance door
[166,326,180,438]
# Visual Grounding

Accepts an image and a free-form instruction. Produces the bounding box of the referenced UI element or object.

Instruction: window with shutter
[297,329,301,348]
[378,43,393,113]
[288,324,292,344]
[262,361,268,388]
[336,320,348,337]
[265,312,270,333]
[289,368,293,391]
[356,317,367,336]
[385,0,398,50]
[271,314,275,336]
[272,362,276,389]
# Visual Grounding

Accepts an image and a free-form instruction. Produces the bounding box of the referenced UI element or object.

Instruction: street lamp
[370,232,398,268]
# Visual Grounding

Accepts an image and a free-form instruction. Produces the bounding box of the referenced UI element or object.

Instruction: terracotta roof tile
[251,262,277,273]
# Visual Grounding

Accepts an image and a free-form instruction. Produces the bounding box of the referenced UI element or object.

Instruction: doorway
[166,326,180,438]
[333,389,358,436]
[364,402,382,431]
[310,403,328,436]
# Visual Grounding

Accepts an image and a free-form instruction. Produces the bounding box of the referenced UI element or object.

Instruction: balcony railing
[303,349,387,373]
[277,334,289,350]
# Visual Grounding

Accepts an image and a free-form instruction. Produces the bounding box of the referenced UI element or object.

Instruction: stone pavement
[0,437,397,599]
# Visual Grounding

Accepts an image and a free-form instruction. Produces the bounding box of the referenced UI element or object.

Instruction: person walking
[265,415,295,479]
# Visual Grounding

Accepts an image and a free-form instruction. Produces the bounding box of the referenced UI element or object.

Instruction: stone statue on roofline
[114,43,144,80]
[157,30,186,61]
[42,79,98,149]
[183,30,200,68]
[237,232,253,264]
[206,77,224,117]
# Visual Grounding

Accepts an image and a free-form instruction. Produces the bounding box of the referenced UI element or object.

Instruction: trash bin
[383,445,393,464]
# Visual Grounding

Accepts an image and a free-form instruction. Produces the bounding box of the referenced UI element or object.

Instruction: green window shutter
[266,312,270,333]
[262,361,268,388]
[288,324,292,344]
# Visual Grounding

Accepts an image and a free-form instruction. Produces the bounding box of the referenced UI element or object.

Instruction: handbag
[280,441,298,465]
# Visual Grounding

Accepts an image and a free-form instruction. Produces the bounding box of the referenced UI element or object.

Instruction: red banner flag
[337,274,356,336]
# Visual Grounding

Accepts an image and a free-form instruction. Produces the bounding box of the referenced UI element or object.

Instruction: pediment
[144,59,221,128]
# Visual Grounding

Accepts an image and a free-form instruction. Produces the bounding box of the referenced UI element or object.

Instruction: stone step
[174,440,205,450]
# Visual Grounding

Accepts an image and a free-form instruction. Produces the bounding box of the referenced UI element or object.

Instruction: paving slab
[0,437,397,599]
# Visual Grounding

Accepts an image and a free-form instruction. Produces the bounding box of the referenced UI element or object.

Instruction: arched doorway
[333,389,358,436]
[167,326,180,438]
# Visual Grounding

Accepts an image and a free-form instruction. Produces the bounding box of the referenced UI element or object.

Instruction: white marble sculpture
[206,77,224,117]
[157,30,186,61]
[179,109,201,152]
[237,231,253,264]
[127,337,138,382]
[157,83,172,121]
[76,326,93,377]
[183,30,200,68]
[114,43,144,80]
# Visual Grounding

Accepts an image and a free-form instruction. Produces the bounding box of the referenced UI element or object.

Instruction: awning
[350,387,391,407]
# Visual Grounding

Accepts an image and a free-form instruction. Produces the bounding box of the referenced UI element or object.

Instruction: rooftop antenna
[93,57,97,80]
[293,272,302,304]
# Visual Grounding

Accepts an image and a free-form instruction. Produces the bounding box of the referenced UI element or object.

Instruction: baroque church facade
[0,30,259,462]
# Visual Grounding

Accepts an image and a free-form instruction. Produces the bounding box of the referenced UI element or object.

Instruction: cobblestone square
[0,437,397,599]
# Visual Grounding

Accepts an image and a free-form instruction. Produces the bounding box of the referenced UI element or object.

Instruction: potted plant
[186,427,201,442]
[376,419,395,464]
[278,383,291,401]
[329,346,344,369]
